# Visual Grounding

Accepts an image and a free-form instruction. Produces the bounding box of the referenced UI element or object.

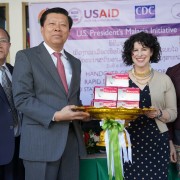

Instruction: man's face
[41,13,70,51]
[0,29,11,65]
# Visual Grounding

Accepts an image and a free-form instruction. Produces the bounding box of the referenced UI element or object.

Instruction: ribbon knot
[102,119,124,180]
[102,119,124,132]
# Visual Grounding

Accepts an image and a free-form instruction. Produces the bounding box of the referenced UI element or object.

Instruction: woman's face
[131,42,153,69]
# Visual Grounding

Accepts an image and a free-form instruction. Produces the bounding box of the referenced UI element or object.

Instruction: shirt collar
[43,42,67,60]
[1,63,8,70]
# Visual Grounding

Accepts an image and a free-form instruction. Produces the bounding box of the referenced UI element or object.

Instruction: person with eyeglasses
[121,31,177,179]
[0,27,24,180]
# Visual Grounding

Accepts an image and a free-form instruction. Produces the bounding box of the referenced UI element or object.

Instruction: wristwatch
[157,109,163,119]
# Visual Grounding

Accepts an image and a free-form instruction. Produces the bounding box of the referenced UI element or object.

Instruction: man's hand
[54,105,90,122]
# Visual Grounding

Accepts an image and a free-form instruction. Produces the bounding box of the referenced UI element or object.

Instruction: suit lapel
[0,84,9,103]
[6,63,13,74]
[37,43,80,97]
[37,43,67,94]
[64,51,80,97]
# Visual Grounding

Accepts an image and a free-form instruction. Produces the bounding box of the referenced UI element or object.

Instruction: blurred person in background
[166,63,180,177]
[0,27,24,180]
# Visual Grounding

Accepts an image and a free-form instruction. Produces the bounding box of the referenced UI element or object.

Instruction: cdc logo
[171,3,180,19]
[135,5,155,19]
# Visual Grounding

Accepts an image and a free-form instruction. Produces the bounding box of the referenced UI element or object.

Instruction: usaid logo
[69,8,82,24]
[135,5,155,19]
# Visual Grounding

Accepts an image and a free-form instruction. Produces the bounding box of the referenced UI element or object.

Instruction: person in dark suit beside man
[12,7,90,180]
[0,27,24,180]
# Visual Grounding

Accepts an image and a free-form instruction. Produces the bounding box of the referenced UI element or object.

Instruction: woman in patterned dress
[121,31,177,179]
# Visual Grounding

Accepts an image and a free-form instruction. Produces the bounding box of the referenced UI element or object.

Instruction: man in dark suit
[12,7,90,180]
[0,28,24,180]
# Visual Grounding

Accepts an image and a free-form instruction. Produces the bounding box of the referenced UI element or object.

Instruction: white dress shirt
[43,42,72,88]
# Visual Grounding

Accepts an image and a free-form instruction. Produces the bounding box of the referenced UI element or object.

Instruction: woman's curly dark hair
[122,31,161,66]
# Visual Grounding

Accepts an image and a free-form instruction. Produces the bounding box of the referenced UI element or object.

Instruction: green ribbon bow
[102,119,124,180]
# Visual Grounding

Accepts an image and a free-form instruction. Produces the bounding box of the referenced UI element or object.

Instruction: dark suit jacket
[0,63,15,165]
[12,43,86,161]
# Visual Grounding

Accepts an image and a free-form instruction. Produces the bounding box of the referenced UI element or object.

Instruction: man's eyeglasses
[0,38,9,44]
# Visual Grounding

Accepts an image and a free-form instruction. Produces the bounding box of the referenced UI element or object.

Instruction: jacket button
[8,108,11,112]
[10,126,13,130]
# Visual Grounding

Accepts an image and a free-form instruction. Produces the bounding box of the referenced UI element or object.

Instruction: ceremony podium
[80,154,111,180]
[80,154,179,180]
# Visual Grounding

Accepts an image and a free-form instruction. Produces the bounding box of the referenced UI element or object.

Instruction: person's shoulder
[166,63,180,75]
[153,69,165,76]
[17,42,43,55]
[152,70,174,91]
[168,63,180,70]
[153,69,171,81]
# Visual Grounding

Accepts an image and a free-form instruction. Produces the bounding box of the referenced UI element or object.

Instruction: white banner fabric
[29,0,180,105]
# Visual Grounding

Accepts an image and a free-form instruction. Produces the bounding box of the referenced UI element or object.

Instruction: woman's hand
[169,140,177,163]
[144,106,170,123]
[144,107,160,119]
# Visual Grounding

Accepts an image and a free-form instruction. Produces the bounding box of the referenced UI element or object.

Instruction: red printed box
[118,87,140,101]
[105,73,129,87]
[92,100,117,108]
[94,86,118,101]
[117,100,139,109]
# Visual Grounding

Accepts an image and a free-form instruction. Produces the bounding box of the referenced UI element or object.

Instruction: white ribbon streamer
[100,120,132,177]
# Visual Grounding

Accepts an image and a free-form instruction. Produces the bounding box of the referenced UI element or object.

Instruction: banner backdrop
[29,0,180,105]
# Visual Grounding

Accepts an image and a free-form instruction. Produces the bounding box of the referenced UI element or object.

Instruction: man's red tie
[53,52,68,93]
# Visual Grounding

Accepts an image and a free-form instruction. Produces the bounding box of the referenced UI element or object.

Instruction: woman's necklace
[134,67,151,77]
[131,67,154,85]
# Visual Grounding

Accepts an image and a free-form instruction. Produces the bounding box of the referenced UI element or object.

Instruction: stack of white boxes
[92,73,140,108]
